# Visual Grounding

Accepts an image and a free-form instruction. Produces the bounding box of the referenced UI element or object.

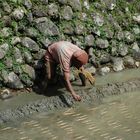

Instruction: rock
[83,0,90,9]
[133,27,140,34]
[2,16,12,27]
[62,23,74,35]
[19,73,33,87]
[4,58,13,68]
[2,2,11,14]
[2,71,24,89]
[85,35,95,47]
[48,3,59,18]
[74,23,85,35]
[26,12,33,23]
[40,38,52,48]
[40,0,48,4]
[112,57,124,72]
[133,51,140,61]
[13,47,24,64]
[124,31,135,43]
[92,13,104,26]
[88,47,94,57]
[118,43,128,56]
[12,8,24,21]
[131,42,140,53]
[32,49,46,60]
[21,64,35,80]
[99,52,111,64]
[133,14,140,24]
[23,51,33,64]
[34,17,60,36]
[25,28,39,38]
[116,31,124,41]
[99,66,110,76]
[0,43,9,59]
[21,37,40,52]
[0,27,12,38]
[123,56,135,68]
[96,38,109,49]
[0,89,13,100]
[135,61,140,67]
[68,0,82,11]
[61,6,73,20]
[11,36,21,45]
[23,0,32,9]
[58,0,67,4]
[101,0,116,10]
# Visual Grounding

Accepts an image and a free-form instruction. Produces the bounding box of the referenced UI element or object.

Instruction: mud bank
[0,77,140,124]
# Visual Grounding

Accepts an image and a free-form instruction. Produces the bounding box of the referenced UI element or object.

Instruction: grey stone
[68,0,82,11]
[0,43,9,59]
[131,42,140,53]
[13,47,24,64]
[118,43,128,56]
[124,31,135,43]
[2,16,12,27]
[23,0,32,9]
[61,6,73,20]
[123,56,135,68]
[34,17,60,36]
[58,0,67,4]
[40,38,52,48]
[1,27,11,38]
[133,14,140,24]
[116,31,124,41]
[40,0,48,4]
[99,52,111,64]
[21,64,35,80]
[112,57,124,72]
[4,58,13,68]
[99,66,110,76]
[74,23,85,35]
[92,13,104,26]
[88,47,94,57]
[133,27,140,34]
[85,35,95,47]
[11,36,21,45]
[21,37,40,52]
[25,28,39,38]
[5,72,23,89]
[12,8,24,21]
[48,3,59,17]
[23,51,33,64]
[62,23,74,35]
[83,0,90,9]
[2,2,11,14]
[96,38,109,49]
[32,49,46,60]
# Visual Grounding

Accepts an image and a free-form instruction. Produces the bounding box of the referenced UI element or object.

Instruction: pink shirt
[45,41,82,73]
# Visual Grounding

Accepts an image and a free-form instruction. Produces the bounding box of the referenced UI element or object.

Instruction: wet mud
[0,77,140,124]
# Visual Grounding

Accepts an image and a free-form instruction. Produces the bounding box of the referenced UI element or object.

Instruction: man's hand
[72,93,81,101]
[64,72,82,101]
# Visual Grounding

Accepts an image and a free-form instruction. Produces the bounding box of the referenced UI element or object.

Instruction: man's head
[72,50,88,69]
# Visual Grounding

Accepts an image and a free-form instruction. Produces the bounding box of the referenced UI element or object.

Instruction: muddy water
[0,90,140,140]
[96,68,140,86]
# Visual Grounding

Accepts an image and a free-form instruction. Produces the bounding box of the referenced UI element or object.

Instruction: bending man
[44,41,88,101]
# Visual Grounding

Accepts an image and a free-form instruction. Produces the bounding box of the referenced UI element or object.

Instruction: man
[44,41,88,101]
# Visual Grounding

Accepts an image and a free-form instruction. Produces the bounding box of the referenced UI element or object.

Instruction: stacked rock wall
[0,0,140,89]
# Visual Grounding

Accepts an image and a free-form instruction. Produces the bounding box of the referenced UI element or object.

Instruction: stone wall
[0,0,140,89]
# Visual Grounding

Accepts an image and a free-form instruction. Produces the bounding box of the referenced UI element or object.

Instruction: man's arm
[63,72,81,101]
